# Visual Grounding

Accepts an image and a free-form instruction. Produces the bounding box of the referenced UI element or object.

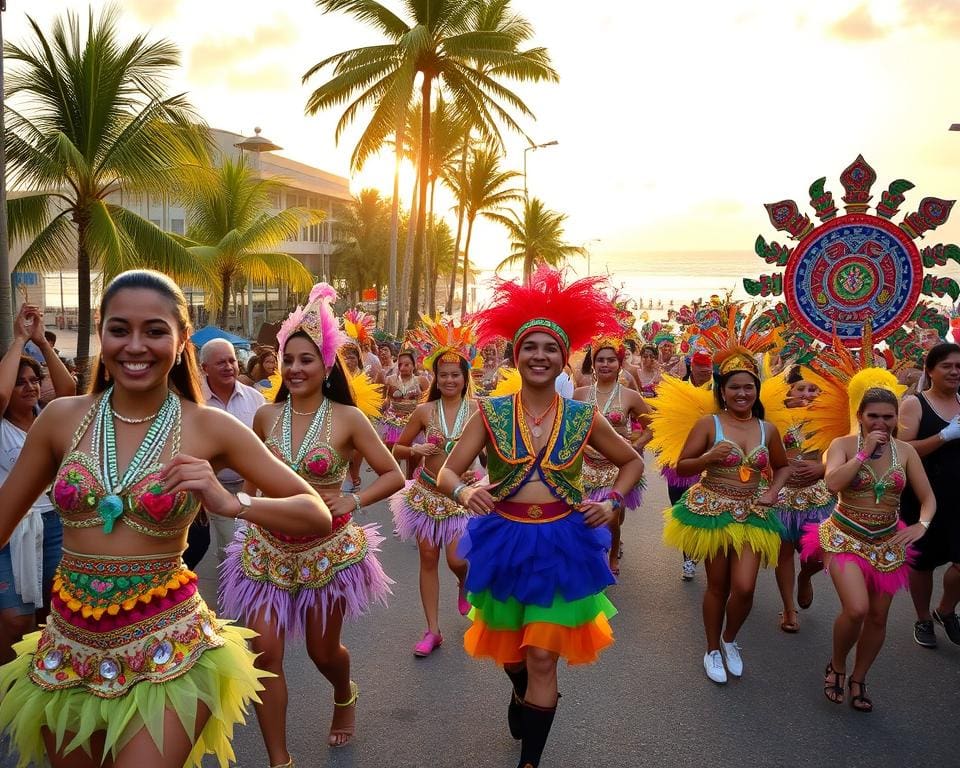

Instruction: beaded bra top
[388,375,421,413]
[423,398,470,455]
[846,436,905,508]
[708,415,770,482]
[53,396,197,538]
[593,383,629,436]
[265,401,348,487]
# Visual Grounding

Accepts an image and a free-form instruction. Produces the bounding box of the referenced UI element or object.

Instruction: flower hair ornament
[343,308,375,347]
[276,283,347,368]
[408,314,480,370]
[473,265,621,364]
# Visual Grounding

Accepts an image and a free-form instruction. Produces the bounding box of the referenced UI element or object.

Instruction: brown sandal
[848,678,873,712]
[779,609,800,633]
[823,662,845,704]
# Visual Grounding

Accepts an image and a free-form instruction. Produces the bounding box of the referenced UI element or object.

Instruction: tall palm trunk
[406,76,432,329]
[399,175,419,328]
[425,176,437,316]
[75,214,92,373]
[460,214,476,320]
[0,10,11,352]
[387,120,404,335]
[445,138,469,315]
[218,271,232,328]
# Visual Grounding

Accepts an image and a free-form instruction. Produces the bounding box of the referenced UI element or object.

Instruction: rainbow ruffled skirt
[457,500,616,666]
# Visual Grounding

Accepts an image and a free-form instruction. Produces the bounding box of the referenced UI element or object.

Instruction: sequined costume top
[264,404,348,488]
[387,375,422,416]
[835,438,905,531]
[479,395,594,504]
[52,397,197,538]
[704,415,769,485]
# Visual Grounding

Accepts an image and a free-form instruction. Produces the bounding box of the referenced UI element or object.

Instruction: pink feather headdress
[276,283,346,368]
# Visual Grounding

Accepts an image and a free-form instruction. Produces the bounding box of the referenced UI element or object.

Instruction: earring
[176,351,182,366]
[104,368,111,382]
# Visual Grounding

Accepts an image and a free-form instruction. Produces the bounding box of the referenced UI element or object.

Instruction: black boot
[516,701,556,768]
[505,665,528,739]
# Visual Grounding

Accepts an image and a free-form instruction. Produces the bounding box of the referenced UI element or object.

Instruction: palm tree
[491,197,585,283]
[4,7,208,365]
[305,0,557,329]
[179,156,317,327]
[446,145,521,316]
[332,188,392,304]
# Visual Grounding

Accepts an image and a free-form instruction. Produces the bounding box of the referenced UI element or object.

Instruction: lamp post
[582,238,601,276]
[523,140,559,200]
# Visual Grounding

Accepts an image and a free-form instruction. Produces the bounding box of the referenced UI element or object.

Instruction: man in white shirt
[186,339,265,569]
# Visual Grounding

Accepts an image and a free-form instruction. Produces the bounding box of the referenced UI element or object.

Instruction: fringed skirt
[458,500,616,666]
[800,508,910,595]
[220,516,392,637]
[661,465,698,491]
[662,481,785,567]
[0,550,267,768]
[583,451,645,510]
[390,471,473,547]
[377,408,416,444]
[774,481,836,546]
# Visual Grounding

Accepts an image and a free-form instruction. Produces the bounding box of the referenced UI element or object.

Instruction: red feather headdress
[473,266,620,363]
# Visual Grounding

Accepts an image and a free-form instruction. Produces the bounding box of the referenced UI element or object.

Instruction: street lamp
[582,238,601,276]
[523,140,559,199]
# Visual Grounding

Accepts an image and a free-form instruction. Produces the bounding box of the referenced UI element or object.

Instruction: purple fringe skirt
[661,465,698,490]
[389,472,474,547]
[219,519,393,637]
[583,453,644,510]
[774,481,836,546]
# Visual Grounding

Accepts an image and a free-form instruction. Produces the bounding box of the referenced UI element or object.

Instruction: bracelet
[452,483,467,503]
[854,451,869,463]
[920,520,932,529]
[606,491,625,513]
[350,493,362,515]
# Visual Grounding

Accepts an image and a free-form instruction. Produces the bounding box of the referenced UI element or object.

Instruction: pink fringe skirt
[800,515,911,595]
[219,517,393,637]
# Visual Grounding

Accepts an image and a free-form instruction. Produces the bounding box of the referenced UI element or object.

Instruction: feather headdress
[801,339,906,454]
[276,283,345,368]
[647,375,718,468]
[473,266,620,363]
[343,308,375,347]
[408,314,479,370]
[348,368,386,419]
[699,303,781,379]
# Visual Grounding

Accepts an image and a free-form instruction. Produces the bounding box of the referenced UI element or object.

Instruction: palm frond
[13,212,75,273]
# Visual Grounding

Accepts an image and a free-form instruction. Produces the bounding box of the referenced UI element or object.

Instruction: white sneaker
[703,650,727,684]
[681,559,696,581]
[721,640,743,677]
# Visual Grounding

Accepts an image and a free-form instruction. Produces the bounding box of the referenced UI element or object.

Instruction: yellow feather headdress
[647,375,718,468]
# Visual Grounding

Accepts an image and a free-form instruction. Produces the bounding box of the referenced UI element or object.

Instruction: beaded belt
[495,500,571,524]
[833,505,898,537]
[699,476,762,498]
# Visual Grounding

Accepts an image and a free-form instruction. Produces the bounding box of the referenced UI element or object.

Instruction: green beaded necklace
[91,387,180,533]
[281,397,330,468]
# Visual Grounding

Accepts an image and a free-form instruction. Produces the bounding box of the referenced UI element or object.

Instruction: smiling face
[658,341,675,361]
[788,378,820,405]
[435,360,466,398]
[282,334,326,397]
[260,350,278,376]
[99,287,184,392]
[516,331,564,386]
[8,361,42,414]
[722,371,758,413]
[593,347,621,382]
[398,354,415,377]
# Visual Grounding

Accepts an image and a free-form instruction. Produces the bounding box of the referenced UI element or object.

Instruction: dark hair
[581,345,593,376]
[924,342,960,373]
[3,357,44,418]
[246,355,260,375]
[427,356,470,401]
[624,339,637,353]
[44,330,57,345]
[640,344,657,358]
[857,386,899,416]
[714,370,765,420]
[274,331,356,407]
[90,270,202,403]
[397,350,416,368]
[786,365,803,385]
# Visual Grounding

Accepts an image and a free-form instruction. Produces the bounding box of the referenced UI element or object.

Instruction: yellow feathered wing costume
[647,375,717,469]
[348,368,386,420]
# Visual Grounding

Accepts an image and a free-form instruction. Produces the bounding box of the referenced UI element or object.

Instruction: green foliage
[332,188,393,300]
[491,197,585,283]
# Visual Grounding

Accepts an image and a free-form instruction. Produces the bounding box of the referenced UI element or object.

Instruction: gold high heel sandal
[269,760,294,768]
[328,680,359,748]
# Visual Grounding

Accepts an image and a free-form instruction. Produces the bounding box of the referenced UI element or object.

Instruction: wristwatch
[236,491,253,519]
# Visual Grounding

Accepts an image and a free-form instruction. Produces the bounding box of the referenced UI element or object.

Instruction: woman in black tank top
[899,342,960,648]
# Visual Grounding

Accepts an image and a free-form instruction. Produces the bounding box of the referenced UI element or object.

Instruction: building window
[150,218,162,228]
[170,218,185,235]
[267,191,280,209]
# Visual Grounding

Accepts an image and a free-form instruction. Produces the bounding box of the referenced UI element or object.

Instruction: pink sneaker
[457,584,471,616]
[414,630,443,657]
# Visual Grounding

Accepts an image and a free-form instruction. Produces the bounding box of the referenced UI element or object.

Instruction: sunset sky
[10,0,960,274]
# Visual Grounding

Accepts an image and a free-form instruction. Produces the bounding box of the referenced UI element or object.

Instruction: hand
[460,469,481,484]
[577,499,617,528]
[757,489,779,507]
[705,442,735,465]
[324,494,357,518]
[939,417,960,442]
[632,431,652,451]
[25,307,45,346]
[860,430,889,457]
[790,459,819,483]
[458,482,497,515]
[412,443,441,457]
[13,304,34,342]
[160,454,239,518]
[889,522,929,547]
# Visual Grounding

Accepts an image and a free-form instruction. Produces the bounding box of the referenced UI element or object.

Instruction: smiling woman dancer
[391,316,481,657]
[0,270,330,768]
[802,377,934,712]
[220,284,403,762]
[655,312,792,684]
[439,268,644,768]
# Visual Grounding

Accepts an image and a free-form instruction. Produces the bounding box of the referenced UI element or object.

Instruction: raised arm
[27,307,76,398]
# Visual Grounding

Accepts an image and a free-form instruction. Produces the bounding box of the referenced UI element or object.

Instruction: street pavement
[3,458,957,767]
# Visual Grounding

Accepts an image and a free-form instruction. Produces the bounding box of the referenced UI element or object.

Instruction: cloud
[125,0,182,24]
[902,0,960,37]
[828,4,888,41]
[189,20,299,85]
[224,65,293,92]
